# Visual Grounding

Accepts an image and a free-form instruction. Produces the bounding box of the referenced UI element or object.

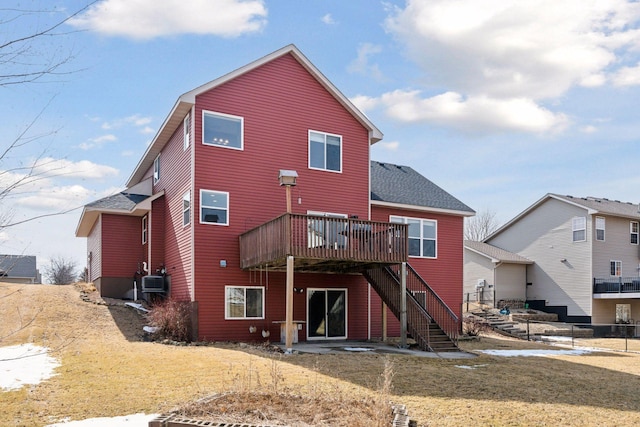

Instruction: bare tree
[465,209,500,241]
[0,3,94,230]
[44,256,77,285]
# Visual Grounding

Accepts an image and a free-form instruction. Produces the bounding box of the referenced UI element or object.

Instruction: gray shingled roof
[86,192,149,211]
[371,161,474,214]
[552,194,640,219]
[0,255,37,277]
[464,241,533,264]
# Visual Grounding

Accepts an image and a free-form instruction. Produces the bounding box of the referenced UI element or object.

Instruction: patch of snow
[142,326,158,334]
[455,364,488,370]
[0,343,60,391]
[541,335,573,342]
[343,347,374,352]
[125,302,149,313]
[46,413,159,426]
[478,348,593,357]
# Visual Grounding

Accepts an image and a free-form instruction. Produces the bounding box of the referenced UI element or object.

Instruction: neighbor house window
[183,113,190,150]
[225,286,264,319]
[309,130,341,172]
[572,217,586,242]
[616,304,631,323]
[610,260,622,277]
[200,190,229,225]
[203,110,243,150]
[153,155,160,183]
[142,216,148,244]
[631,221,639,245]
[595,217,605,241]
[183,191,190,226]
[390,216,437,258]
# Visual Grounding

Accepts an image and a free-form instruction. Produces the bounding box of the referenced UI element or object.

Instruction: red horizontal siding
[101,214,145,278]
[370,206,465,320]
[190,53,372,340]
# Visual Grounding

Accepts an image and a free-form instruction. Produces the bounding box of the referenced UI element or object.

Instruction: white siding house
[476,194,640,324]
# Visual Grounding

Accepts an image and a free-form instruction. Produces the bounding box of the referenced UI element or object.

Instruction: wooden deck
[239,213,408,273]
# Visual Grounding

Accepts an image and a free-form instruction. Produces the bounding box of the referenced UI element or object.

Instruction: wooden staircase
[363,264,459,352]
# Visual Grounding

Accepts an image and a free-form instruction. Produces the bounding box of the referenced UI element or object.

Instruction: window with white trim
[183,114,190,150]
[572,217,586,242]
[610,260,622,277]
[142,215,148,244]
[390,216,437,258]
[200,190,229,225]
[183,191,190,226]
[153,155,160,183]
[203,110,243,150]
[309,130,342,172]
[595,216,605,241]
[631,221,639,245]
[225,286,264,319]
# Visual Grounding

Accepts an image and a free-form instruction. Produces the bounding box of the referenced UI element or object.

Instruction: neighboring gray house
[0,255,41,284]
[475,194,640,324]
[463,240,533,306]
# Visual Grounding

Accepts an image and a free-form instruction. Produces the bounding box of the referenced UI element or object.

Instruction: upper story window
[142,215,148,244]
[390,215,437,258]
[153,155,160,184]
[183,114,190,150]
[631,221,639,245]
[572,216,586,242]
[309,130,341,172]
[610,260,622,277]
[183,191,190,226]
[595,216,605,241]
[200,189,229,225]
[203,110,243,150]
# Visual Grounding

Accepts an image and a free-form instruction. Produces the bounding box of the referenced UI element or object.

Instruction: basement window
[225,286,264,319]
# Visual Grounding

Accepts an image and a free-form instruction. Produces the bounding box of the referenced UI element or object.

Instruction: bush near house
[147,297,193,342]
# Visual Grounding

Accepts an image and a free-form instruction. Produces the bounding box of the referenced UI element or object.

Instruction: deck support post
[400,262,407,348]
[285,255,294,353]
[382,302,388,342]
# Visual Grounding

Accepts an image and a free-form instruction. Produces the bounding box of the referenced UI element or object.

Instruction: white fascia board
[370,200,475,217]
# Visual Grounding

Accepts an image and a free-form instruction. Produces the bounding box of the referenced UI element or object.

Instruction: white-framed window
[153,155,160,184]
[611,260,622,277]
[595,216,605,241]
[390,215,437,258]
[616,304,631,323]
[182,191,190,226]
[183,113,190,150]
[631,221,639,245]
[572,216,586,242]
[142,215,148,244]
[202,110,243,150]
[225,286,264,319]
[200,189,229,225]
[308,130,342,172]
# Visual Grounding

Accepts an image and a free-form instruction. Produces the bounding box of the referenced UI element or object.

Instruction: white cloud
[321,13,336,25]
[348,43,384,81]
[101,114,153,131]
[68,0,268,39]
[580,125,598,133]
[32,158,119,180]
[140,126,155,135]
[379,0,640,134]
[378,140,400,151]
[385,0,640,99]
[16,185,94,211]
[376,90,569,134]
[350,94,381,112]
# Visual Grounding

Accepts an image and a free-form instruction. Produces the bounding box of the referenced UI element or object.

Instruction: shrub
[147,297,193,342]
[463,316,490,337]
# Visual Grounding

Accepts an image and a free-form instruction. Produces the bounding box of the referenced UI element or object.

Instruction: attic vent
[141,275,165,293]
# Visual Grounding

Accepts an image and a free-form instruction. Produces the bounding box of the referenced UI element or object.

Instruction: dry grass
[2,282,640,426]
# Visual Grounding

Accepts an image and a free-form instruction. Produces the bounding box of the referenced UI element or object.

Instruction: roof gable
[370,161,475,215]
[126,44,382,188]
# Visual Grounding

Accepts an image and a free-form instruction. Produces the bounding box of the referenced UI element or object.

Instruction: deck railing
[239,213,408,270]
[594,277,640,294]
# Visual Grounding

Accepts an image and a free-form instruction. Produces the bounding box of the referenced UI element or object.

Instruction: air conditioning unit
[142,275,165,293]
[476,279,486,289]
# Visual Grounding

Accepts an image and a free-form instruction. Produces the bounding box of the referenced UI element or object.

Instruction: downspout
[493,261,503,308]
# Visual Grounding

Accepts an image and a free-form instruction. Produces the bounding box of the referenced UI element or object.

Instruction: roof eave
[371,200,475,217]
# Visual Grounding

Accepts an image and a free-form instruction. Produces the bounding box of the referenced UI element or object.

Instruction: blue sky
[2,0,640,273]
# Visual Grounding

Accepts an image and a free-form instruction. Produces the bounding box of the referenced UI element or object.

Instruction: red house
[76,45,474,351]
